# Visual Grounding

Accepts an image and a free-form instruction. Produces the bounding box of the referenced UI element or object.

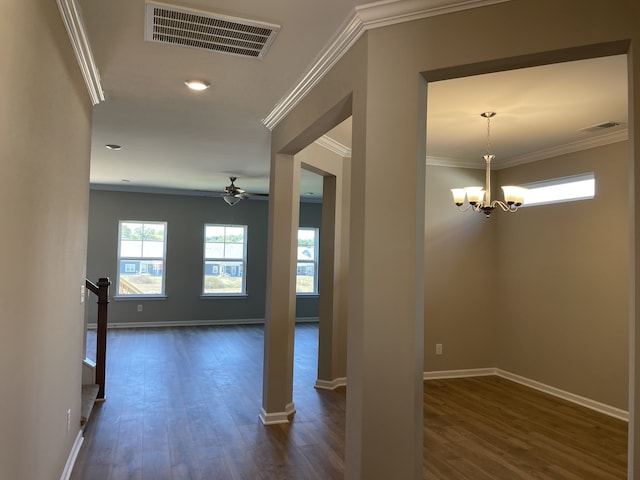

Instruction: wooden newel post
[96,277,111,400]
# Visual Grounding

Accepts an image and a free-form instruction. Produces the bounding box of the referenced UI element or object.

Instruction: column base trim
[259,402,296,425]
[315,377,347,390]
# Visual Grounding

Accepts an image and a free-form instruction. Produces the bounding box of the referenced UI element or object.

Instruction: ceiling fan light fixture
[222,194,241,206]
[185,80,210,91]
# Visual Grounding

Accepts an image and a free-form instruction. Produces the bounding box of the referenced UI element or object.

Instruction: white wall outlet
[67,409,71,431]
[137,304,143,312]
[435,343,443,355]
[80,284,85,304]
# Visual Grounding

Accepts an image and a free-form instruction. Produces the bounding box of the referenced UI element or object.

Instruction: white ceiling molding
[262,0,512,130]
[57,0,105,105]
[426,128,629,170]
[426,155,483,169]
[496,129,629,169]
[314,135,352,157]
[355,0,510,29]
[262,14,363,129]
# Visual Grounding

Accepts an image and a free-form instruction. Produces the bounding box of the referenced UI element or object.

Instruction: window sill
[113,295,167,301]
[296,293,319,298]
[200,294,248,299]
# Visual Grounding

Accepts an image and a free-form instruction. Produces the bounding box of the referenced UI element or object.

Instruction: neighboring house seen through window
[117,221,167,296]
[297,228,319,295]
[203,224,247,295]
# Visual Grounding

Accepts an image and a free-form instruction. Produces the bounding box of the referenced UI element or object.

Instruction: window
[297,228,319,295]
[203,224,247,295]
[117,221,167,296]
[523,172,595,207]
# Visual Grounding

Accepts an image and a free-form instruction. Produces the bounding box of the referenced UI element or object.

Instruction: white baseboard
[423,368,496,380]
[88,317,319,329]
[60,430,83,480]
[259,402,296,425]
[315,377,347,390]
[495,369,628,422]
[424,367,628,422]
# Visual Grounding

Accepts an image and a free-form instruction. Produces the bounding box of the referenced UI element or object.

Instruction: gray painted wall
[425,165,497,371]
[87,190,322,325]
[495,141,629,409]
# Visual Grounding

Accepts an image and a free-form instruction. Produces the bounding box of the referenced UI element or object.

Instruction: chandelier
[450,112,526,218]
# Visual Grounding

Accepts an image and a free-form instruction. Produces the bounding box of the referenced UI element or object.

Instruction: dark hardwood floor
[75,324,627,479]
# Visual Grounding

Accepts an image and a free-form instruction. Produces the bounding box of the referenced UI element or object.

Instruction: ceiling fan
[221,176,268,206]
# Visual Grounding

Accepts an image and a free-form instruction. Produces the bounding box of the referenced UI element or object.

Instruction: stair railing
[85,277,111,400]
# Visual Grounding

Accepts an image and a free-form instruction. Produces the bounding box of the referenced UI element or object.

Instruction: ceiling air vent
[578,121,623,133]
[144,2,280,59]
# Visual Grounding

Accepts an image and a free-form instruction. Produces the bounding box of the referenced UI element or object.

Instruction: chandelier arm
[494,200,510,212]
[490,200,520,213]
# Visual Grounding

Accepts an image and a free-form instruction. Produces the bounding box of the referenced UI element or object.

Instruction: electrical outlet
[137,304,143,312]
[435,344,443,355]
[67,409,71,431]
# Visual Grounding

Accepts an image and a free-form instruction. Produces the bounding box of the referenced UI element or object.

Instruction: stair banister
[85,277,111,399]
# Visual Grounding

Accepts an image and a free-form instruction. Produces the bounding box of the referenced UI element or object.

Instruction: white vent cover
[145,2,280,59]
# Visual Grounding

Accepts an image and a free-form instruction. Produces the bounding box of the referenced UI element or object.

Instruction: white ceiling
[426,55,628,169]
[77,0,628,198]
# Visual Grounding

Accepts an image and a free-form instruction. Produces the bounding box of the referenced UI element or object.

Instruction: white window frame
[522,172,595,207]
[297,228,319,296]
[202,224,248,296]
[116,220,167,298]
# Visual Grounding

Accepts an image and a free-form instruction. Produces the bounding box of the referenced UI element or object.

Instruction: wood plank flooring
[74,324,627,479]
[424,377,626,479]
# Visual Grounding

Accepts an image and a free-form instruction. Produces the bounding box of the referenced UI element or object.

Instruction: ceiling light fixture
[222,194,242,206]
[450,112,527,218]
[222,177,244,206]
[105,144,122,150]
[185,80,210,91]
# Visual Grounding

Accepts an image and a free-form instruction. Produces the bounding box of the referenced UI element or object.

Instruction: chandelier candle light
[450,112,527,218]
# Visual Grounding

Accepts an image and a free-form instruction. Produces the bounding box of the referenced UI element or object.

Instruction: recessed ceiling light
[185,80,210,91]
[105,144,122,150]
[121,179,130,183]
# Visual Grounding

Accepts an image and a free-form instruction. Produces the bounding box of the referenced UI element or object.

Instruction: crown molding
[496,129,629,169]
[262,13,363,129]
[57,0,105,105]
[262,0,512,130]
[314,135,352,157]
[90,183,327,202]
[426,155,483,169]
[355,0,510,29]
[426,129,629,170]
